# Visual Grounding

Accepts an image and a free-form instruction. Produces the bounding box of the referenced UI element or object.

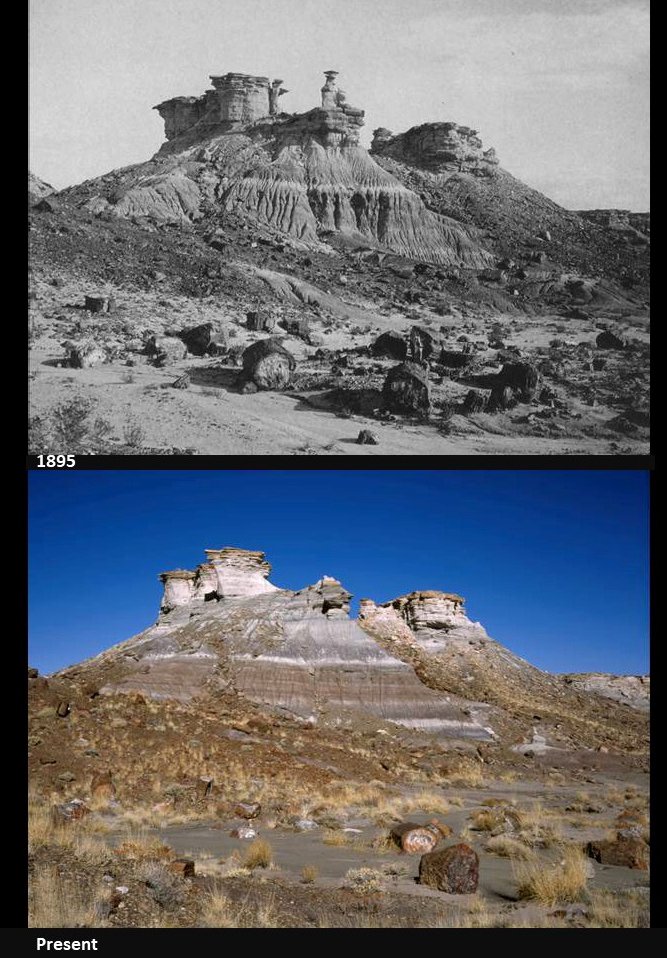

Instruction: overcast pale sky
[29,0,649,210]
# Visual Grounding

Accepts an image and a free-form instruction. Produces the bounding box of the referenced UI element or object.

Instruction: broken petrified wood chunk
[390,822,441,854]
[178,322,214,356]
[382,362,431,415]
[146,336,188,365]
[439,348,473,369]
[171,373,190,389]
[418,843,479,893]
[370,330,407,360]
[356,429,379,445]
[596,330,626,350]
[246,309,276,332]
[56,701,70,717]
[241,339,295,390]
[234,801,261,820]
[496,361,540,401]
[230,825,257,839]
[84,295,112,313]
[67,342,108,369]
[586,832,649,870]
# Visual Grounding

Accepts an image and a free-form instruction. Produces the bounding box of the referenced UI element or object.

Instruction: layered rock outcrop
[360,591,489,651]
[64,70,492,268]
[371,123,499,177]
[66,545,496,738]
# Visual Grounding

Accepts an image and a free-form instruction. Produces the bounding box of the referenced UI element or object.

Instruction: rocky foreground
[28,69,649,455]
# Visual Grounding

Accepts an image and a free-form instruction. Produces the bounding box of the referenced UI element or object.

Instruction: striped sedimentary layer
[62,577,495,739]
[63,105,491,267]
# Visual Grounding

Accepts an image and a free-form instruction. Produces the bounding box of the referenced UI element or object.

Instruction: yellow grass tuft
[514,845,589,906]
[242,838,273,870]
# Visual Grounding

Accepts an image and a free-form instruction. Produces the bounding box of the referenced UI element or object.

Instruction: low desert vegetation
[514,845,589,906]
[29,864,107,928]
[343,867,384,894]
[301,865,318,884]
[242,838,273,870]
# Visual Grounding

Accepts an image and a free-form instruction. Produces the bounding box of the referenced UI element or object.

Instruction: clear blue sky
[28,470,649,676]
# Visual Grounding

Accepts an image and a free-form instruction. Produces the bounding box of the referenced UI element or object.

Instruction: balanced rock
[418,843,479,893]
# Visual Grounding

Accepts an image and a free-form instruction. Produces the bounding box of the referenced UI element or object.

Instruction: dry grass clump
[114,833,174,861]
[343,867,384,894]
[242,838,273,870]
[28,800,111,866]
[322,829,359,847]
[301,865,318,884]
[444,761,485,788]
[29,865,107,928]
[199,887,282,928]
[485,835,536,860]
[514,845,589,906]
[586,888,649,928]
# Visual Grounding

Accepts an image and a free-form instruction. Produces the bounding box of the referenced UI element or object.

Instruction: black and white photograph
[28,0,649,456]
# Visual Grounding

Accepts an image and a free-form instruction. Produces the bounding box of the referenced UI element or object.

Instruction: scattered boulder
[596,331,626,350]
[28,667,39,679]
[586,832,649,870]
[382,362,431,415]
[390,822,441,854]
[167,858,195,878]
[284,318,311,340]
[497,361,540,401]
[171,373,190,389]
[246,310,276,332]
[357,429,379,445]
[241,340,295,391]
[230,825,257,840]
[439,348,473,369]
[293,819,319,832]
[56,701,70,718]
[178,322,214,357]
[147,336,187,365]
[84,294,115,314]
[487,384,518,412]
[67,342,108,369]
[418,843,479,893]
[371,330,408,361]
[234,801,261,820]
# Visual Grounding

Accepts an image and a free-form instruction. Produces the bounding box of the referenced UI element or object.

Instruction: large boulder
[409,326,441,361]
[496,361,540,401]
[382,362,431,415]
[67,342,108,369]
[147,336,188,365]
[419,843,479,893]
[371,330,408,360]
[241,340,295,390]
[246,310,276,333]
[596,331,626,350]
[179,322,214,356]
